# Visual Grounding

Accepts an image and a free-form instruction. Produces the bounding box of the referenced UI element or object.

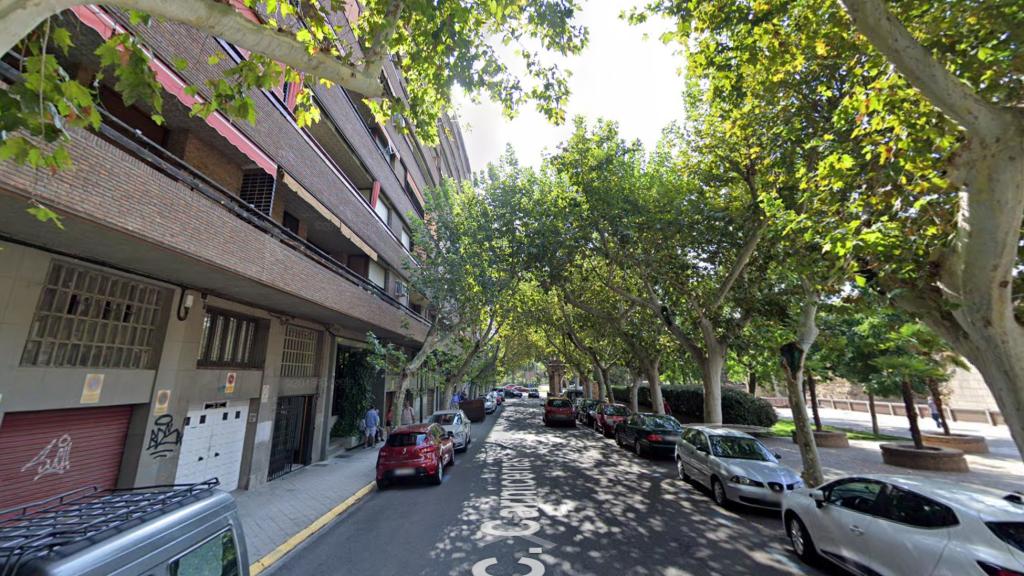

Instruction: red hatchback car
[594,402,630,437]
[543,397,575,427]
[376,423,454,489]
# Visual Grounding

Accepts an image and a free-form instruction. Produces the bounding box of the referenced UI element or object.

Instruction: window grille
[21,262,165,369]
[197,309,264,369]
[239,169,276,215]
[281,325,319,377]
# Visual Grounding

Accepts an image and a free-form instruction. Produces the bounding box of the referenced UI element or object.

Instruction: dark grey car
[0,480,248,576]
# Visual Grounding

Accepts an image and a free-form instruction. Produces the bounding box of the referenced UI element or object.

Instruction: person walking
[364,406,380,448]
[928,396,942,429]
[401,401,415,426]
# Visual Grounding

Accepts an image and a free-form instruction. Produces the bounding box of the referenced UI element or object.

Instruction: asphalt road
[268,400,837,576]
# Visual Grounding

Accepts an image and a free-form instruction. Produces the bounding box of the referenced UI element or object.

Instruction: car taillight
[978,561,1024,576]
[646,434,664,442]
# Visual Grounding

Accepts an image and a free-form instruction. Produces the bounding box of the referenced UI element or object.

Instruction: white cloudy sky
[454,2,687,171]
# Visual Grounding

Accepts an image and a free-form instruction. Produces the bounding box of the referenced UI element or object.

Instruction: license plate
[393,468,415,476]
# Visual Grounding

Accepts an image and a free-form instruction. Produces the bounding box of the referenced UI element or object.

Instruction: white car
[675,426,802,509]
[484,394,497,414]
[783,474,1024,575]
[427,410,472,452]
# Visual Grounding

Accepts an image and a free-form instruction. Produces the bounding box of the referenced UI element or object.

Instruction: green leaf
[27,204,65,229]
[854,275,867,287]
[172,57,189,72]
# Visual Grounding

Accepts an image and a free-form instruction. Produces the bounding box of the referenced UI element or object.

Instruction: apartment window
[21,262,165,369]
[368,261,387,289]
[239,169,276,215]
[374,197,390,226]
[197,309,264,368]
[394,281,409,306]
[282,211,300,235]
[281,325,320,378]
[400,227,411,251]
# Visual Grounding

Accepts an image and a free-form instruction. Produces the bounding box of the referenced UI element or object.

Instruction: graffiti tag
[147,414,182,458]
[21,434,73,481]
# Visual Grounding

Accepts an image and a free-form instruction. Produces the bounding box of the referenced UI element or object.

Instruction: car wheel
[677,458,690,481]
[467,434,472,447]
[634,440,644,458]
[431,458,444,485]
[594,421,601,433]
[376,479,388,490]
[449,450,456,467]
[711,477,728,507]
[787,514,818,563]
[615,433,623,447]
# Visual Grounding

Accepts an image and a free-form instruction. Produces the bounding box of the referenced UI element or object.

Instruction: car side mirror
[774,453,781,460]
[696,446,708,454]
[810,490,825,509]
[447,431,454,438]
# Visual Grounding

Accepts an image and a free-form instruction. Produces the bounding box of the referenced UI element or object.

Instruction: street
[268,399,835,576]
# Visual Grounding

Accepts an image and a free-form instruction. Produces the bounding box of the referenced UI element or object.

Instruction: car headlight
[729,475,765,487]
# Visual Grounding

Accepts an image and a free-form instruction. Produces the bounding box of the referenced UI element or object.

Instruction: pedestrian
[364,406,380,448]
[663,401,673,417]
[928,396,941,429]
[401,401,415,426]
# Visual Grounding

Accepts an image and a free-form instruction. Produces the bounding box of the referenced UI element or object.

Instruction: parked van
[0,479,248,576]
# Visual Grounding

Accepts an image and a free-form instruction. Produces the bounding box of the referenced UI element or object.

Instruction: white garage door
[175,400,249,491]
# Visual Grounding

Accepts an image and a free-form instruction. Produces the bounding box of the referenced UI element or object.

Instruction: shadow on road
[425,400,839,576]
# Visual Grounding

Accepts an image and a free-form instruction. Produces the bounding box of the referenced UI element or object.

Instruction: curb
[249,481,377,575]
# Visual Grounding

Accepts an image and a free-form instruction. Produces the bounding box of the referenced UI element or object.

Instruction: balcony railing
[0,60,430,329]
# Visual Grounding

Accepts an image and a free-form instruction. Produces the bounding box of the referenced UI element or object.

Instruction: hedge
[609,385,777,428]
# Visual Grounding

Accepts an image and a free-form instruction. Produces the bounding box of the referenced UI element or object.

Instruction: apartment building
[0,4,470,510]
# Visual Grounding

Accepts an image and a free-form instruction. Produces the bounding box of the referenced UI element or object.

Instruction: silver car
[675,426,802,509]
[427,409,472,452]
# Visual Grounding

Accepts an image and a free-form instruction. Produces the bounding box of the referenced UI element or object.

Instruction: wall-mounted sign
[260,384,270,403]
[154,389,172,416]
[80,374,104,404]
[224,372,237,394]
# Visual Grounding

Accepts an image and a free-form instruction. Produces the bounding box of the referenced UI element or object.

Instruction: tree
[640,0,1024,459]
[2,0,586,224]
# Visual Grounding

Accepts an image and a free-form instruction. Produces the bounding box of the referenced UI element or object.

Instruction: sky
[454,1,687,171]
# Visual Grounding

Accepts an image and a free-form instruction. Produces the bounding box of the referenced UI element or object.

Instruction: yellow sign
[154,389,172,415]
[225,372,237,394]
[81,374,104,404]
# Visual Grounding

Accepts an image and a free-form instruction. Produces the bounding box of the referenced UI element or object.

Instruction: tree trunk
[629,372,641,414]
[784,285,824,487]
[747,370,757,395]
[926,379,951,435]
[867,392,880,436]
[645,359,665,415]
[701,345,726,424]
[900,379,924,450]
[807,372,822,432]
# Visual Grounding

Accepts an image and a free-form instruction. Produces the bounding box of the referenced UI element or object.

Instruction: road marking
[249,481,376,575]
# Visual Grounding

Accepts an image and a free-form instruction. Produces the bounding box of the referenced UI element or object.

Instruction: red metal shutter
[0,406,132,511]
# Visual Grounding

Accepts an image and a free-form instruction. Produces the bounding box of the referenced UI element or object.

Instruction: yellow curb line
[249,481,377,575]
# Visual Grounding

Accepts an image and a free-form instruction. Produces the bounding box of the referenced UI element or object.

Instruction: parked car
[576,399,599,426]
[427,409,473,451]
[484,394,497,414]
[376,423,455,489]
[784,475,1024,576]
[504,388,523,398]
[675,426,802,509]
[543,397,575,427]
[615,413,683,458]
[593,402,630,437]
[0,480,248,576]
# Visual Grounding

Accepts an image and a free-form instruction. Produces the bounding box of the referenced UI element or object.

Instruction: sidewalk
[233,441,378,571]
[770,407,1024,492]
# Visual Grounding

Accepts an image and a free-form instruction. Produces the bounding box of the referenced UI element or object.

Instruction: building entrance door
[267,395,313,481]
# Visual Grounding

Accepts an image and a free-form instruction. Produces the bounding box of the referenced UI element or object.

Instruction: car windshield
[386,433,426,447]
[708,436,772,461]
[645,416,682,431]
[547,399,571,408]
[604,405,628,416]
[429,414,457,425]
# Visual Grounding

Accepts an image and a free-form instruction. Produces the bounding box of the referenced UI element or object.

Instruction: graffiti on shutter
[20,434,73,481]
